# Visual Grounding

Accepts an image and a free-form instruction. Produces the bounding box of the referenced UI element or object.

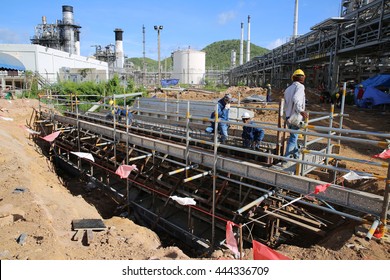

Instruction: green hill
[126,39,269,71]
[202,39,268,69]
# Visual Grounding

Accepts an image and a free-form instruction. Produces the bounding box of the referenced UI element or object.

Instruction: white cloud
[266,38,284,50]
[218,11,236,25]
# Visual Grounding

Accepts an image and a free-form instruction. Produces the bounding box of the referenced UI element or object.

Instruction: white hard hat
[241,112,251,119]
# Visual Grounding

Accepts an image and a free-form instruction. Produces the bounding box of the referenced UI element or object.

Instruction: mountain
[202,39,269,69]
[126,39,269,71]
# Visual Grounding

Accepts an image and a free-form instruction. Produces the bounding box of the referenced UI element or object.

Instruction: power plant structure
[92,29,125,70]
[229,0,390,92]
[31,5,81,55]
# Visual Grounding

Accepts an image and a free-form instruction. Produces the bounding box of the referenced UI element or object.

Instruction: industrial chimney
[231,49,237,68]
[75,30,80,56]
[114,28,124,68]
[246,15,251,63]
[292,0,298,40]
[62,5,75,54]
[239,22,244,65]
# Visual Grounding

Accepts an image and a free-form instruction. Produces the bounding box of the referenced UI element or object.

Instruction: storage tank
[172,48,205,85]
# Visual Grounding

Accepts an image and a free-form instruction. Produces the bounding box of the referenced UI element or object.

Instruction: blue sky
[1,0,342,59]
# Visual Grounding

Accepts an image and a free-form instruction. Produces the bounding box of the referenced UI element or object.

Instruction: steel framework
[229,0,390,92]
[29,92,390,255]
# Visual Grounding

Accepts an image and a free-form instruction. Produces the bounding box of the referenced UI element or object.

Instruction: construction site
[8,80,383,257]
[0,0,389,261]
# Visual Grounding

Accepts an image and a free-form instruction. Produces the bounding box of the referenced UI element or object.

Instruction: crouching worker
[106,107,134,125]
[205,94,232,143]
[241,112,264,149]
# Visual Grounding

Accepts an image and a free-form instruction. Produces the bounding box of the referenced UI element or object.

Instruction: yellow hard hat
[266,83,271,87]
[359,84,363,88]
[293,69,305,77]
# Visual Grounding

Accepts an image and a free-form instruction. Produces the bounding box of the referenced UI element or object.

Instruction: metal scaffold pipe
[168,164,199,176]
[236,189,277,214]
[365,219,380,241]
[129,153,152,162]
[183,170,211,183]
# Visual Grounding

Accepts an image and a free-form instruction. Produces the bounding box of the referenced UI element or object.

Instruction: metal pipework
[183,170,211,183]
[168,164,199,176]
[365,219,380,241]
[129,153,152,162]
[236,189,276,214]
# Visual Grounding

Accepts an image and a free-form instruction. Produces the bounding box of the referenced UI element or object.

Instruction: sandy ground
[0,87,389,260]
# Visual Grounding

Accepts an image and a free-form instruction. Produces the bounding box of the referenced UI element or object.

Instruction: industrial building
[0,5,128,91]
[0,44,108,88]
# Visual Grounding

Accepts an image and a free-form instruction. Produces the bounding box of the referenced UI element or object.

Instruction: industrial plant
[229,0,390,94]
[0,0,389,259]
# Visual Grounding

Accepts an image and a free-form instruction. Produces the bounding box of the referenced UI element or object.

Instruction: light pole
[154,25,163,86]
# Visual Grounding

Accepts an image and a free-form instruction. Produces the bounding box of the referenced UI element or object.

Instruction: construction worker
[282,69,308,163]
[241,112,264,149]
[357,84,365,107]
[266,84,272,102]
[205,93,232,143]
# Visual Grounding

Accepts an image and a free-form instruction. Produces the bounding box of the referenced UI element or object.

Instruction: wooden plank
[86,230,94,245]
[72,230,84,241]
[72,219,106,230]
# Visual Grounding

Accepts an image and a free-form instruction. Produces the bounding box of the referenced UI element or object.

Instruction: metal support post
[379,164,390,236]
[212,103,219,246]
[300,112,309,176]
[113,95,117,168]
[185,101,191,178]
[325,105,334,166]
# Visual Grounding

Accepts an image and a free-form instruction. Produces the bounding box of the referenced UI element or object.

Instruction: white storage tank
[172,48,205,85]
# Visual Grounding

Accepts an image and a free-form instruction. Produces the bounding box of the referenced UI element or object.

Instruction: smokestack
[293,0,298,40]
[62,5,75,54]
[114,28,124,68]
[239,22,244,65]
[75,30,80,56]
[42,16,47,25]
[142,25,146,85]
[231,50,236,68]
[246,15,251,63]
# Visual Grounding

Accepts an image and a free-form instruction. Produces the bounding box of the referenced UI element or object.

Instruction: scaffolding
[29,89,390,253]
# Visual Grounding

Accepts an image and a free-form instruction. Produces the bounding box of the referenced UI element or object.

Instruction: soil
[0,86,389,260]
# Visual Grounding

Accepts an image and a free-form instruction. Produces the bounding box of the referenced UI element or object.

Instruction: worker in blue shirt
[106,107,133,125]
[205,93,232,143]
[241,112,264,149]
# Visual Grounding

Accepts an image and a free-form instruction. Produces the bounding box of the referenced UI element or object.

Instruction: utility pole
[154,25,163,87]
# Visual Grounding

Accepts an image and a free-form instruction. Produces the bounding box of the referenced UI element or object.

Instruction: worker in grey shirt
[283,69,308,162]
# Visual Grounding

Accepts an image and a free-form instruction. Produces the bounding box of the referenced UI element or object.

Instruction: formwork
[29,92,390,255]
